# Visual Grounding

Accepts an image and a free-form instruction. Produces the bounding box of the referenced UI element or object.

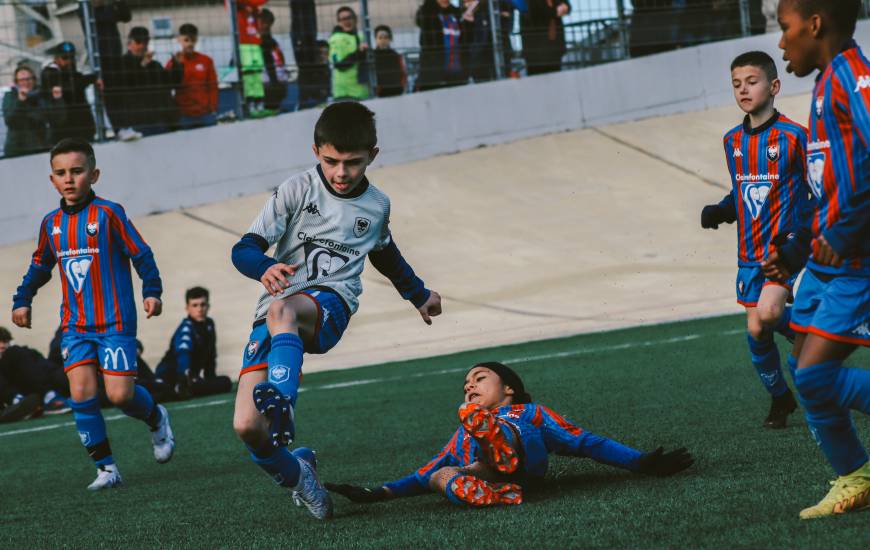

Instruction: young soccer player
[230,101,442,519]
[326,362,693,508]
[11,138,174,490]
[769,0,870,519]
[701,50,815,429]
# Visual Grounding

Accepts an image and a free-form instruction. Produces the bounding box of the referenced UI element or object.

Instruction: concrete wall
[3,22,868,246]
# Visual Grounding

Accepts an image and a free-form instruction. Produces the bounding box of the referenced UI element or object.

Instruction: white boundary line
[0,328,740,439]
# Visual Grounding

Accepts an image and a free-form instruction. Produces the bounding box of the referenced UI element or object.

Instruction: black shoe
[763,390,798,429]
[0,394,44,423]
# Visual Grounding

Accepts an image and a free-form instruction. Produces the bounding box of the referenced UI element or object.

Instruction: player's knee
[267,300,299,328]
[429,467,460,492]
[233,415,266,445]
[756,304,782,328]
[746,322,766,341]
[105,384,134,406]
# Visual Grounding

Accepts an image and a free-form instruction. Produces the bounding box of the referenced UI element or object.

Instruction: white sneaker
[151,404,175,464]
[117,127,142,142]
[87,464,122,491]
[292,455,333,520]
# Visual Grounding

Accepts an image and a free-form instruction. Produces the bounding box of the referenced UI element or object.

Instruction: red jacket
[167,52,218,117]
[234,0,267,45]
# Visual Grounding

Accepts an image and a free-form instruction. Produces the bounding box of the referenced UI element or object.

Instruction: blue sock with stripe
[121,385,161,430]
[268,333,304,407]
[787,355,798,382]
[747,334,788,397]
[247,444,301,488]
[794,361,870,475]
[773,307,795,341]
[70,397,114,466]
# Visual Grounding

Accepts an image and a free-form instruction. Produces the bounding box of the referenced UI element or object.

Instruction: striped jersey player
[229,102,442,520]
[11,139,174,491]
[701,51,815,430]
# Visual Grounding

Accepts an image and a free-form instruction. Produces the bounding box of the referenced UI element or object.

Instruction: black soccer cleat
[252,382,295,447]
[763,390,798,429]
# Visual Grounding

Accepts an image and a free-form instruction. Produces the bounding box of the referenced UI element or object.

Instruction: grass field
[1,314,868,549]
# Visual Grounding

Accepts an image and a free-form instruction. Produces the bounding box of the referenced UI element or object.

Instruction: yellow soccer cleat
[799,462,870,519]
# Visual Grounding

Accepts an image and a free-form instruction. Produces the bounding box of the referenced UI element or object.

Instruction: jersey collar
[59,190,96,215]
[316,164,370,199]
[742,109,779,136]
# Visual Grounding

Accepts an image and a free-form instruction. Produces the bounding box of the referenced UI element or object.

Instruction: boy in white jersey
[230,102,443,519]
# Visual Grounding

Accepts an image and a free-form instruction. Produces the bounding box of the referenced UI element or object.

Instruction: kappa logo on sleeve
[741,182,771,220]
[853,75,870,92]
[62,255,93,294]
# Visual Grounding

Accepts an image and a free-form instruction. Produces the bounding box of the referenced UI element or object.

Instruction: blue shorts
[61,333,138,376]
[790,269,870,346]
[240,288,350,376]
[735,266,796,307]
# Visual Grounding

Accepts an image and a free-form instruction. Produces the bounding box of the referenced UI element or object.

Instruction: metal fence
[2,0,869,157]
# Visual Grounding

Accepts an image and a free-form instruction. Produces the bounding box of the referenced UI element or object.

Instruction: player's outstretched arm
[417,290,442,326]
[368,237,438,322]
[636,447,694,477]
[326,474,428,503]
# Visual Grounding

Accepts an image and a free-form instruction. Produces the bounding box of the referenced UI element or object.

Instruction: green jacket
[328,29,369,100]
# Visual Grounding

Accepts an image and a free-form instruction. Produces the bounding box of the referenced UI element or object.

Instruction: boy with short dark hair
[11,138,174,490]
[373,24,406,97]
[231,101,442,519]
[771,0,870,519]
[701,50,814,429]
[166,23,218,130]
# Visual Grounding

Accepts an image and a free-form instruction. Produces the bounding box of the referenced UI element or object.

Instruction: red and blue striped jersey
[13,192,162,336]
[806,40,870,275]
[722,111,814,267]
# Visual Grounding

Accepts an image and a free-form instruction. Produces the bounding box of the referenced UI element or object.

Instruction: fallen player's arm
[326,474,430,504]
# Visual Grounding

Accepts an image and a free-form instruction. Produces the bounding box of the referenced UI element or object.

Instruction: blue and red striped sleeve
[105,204,162,300]
[382,428,466,498]
[13,214,56,310]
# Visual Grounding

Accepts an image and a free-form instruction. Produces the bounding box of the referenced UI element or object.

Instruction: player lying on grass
[326,362,693,507]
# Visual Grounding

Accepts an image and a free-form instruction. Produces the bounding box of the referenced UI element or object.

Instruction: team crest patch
[62,347,69,361]
[86,223,98,236]
[815,96,824,116]
[354,217,371,238]
[807,152,826,199]
[62,255,93,294]
[766,145,779,161]
[741,182,771,220]
[78,431,91,446]
[738,280,745,295]
[270,365,290,384]
[246,340,259,359]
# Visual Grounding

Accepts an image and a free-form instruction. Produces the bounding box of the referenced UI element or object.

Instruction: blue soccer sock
[795,362,870,476]
[70,397,114,466]
[787,355,798,382]
[120,385,161,430]
[796,360,870,414]
[268,333,304,407]
[747,334,789,397]
[247,444,302,488]
[773,307,795,341]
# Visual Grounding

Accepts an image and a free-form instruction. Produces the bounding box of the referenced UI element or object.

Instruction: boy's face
[778,0,821,77]
[464,367,514,409]
[337,10,356,32]
[50,152,99,206]
[731,65,779,114]
[54,54,73,70]
[186,296,209,322]
[375,30,391,49]
[258,18,273,34]
[0,340,8,359]
[128,38,149,57]
[178,34,197,54]
[313,144,378,195]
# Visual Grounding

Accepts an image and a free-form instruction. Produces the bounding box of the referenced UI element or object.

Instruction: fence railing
[1,0,866,158]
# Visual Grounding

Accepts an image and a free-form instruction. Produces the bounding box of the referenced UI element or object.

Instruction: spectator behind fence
[166,23,218,130]
[154,287,231,399]
[520,0,570,75]
[0,327,70,423]
[3,65,65,158]
[41,41,99,144]
[416,0,466,91]
[290,0,320,109]
[373,25,406,97]
[114,27,180,140]
[298,39,332,109]
[234,0,268,116]
[329,6,370,100]
[79,0,131,138]
[460,0,515,82]
[259,9,289,113]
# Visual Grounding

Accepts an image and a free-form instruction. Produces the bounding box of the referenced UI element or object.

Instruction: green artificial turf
[1,314,867,549]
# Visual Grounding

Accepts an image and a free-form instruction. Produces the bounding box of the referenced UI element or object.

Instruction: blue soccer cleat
[253,382,295,447]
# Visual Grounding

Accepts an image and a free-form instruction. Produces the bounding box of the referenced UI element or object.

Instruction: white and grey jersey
[248,166,391,320]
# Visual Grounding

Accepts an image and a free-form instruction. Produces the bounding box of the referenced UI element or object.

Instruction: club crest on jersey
[62,255,93,294]
[807,152,826,199]
[303,243,349,282]
[270,365,290,384]
[741,182,771,220]
[733,147,743,158]
[815,96,824,116]
[766,145,779,161]
[353,217,371,238]
[86,223,98,236]
[246,340,259,359]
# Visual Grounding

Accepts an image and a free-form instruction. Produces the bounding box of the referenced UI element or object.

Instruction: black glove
[771,232,811,275]
[637,447,693,477]
[701,205,725,229]
[325,483,392,503]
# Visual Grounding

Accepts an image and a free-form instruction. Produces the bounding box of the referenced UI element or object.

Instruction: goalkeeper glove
[637,447,693,477]
[324,483,392,503]
[701,205,726,229]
